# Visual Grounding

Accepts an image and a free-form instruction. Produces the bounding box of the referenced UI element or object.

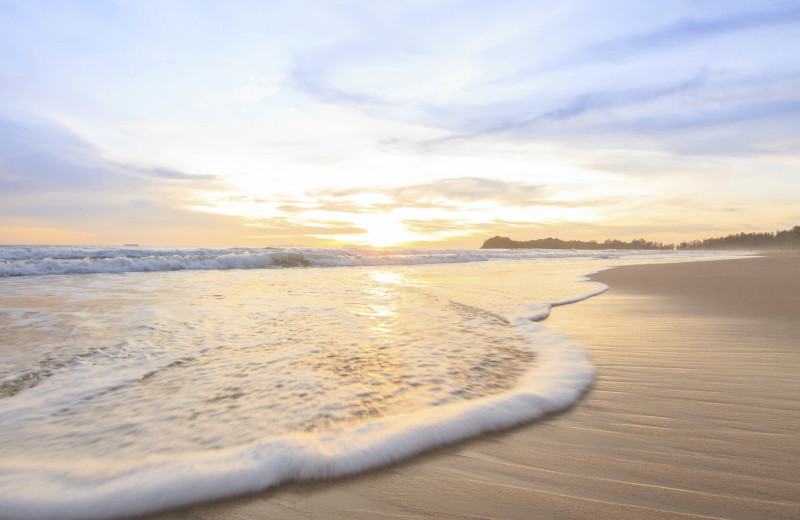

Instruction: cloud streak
[0,114,236,244]
[307,177,547,211]
[536,6,800,72]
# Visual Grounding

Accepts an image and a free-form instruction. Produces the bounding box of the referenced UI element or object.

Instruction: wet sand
[143,252,800,520]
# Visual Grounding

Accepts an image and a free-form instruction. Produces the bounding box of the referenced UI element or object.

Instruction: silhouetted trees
[677,226,800,250]
[480,235,672,250]
[481,226,800,251]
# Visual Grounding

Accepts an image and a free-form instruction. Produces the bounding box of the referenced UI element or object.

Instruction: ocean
[0,246,746,519]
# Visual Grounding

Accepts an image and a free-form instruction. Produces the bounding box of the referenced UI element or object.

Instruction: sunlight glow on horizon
[349,215,423,248]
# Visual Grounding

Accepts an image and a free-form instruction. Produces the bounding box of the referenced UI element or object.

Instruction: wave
[0,315,594,520]
[0,246,637,277]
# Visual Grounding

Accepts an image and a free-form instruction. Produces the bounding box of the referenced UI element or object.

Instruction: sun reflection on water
[368,270,405,285]
[362,270,406,321]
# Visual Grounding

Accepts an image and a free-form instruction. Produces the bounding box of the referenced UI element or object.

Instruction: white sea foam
[0,317,591,520]
[526,272,618,321]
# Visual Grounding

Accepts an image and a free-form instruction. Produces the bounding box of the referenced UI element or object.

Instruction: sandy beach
[142,252,800,520]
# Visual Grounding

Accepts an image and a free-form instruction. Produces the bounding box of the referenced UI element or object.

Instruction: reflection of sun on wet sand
[142,252,800,520]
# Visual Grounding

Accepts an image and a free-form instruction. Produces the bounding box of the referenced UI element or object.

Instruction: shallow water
[0,247,746,519]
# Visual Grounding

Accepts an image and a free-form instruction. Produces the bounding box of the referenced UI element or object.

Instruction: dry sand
[144,252,800,520]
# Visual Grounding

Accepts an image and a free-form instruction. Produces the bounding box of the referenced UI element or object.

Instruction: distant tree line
[481,225,800,250]
[676,225,800,250]
[480,235,672,250]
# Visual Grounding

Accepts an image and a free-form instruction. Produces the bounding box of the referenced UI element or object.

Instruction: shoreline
[140,252,800,519]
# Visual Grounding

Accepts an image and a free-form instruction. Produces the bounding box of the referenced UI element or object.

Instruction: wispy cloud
[0,117,112,193]
[428,72,709,140]
[307,177,546,211]
[147,167,218,181]
[0,115,231,243]
[244,218,366,237]
[551,6,800,70]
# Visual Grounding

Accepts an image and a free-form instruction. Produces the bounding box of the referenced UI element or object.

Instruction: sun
[359,214,421,248]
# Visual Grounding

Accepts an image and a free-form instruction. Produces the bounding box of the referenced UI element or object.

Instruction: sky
[1,0,799,248]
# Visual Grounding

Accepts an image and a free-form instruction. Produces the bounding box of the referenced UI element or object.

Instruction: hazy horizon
[2,1,799,248]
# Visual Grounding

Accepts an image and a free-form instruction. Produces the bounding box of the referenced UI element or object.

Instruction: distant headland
[481,225,800,250]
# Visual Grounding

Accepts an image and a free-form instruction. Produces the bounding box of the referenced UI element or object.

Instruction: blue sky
[1,0,799,247]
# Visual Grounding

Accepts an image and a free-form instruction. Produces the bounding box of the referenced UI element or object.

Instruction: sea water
[0,246,746,519]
